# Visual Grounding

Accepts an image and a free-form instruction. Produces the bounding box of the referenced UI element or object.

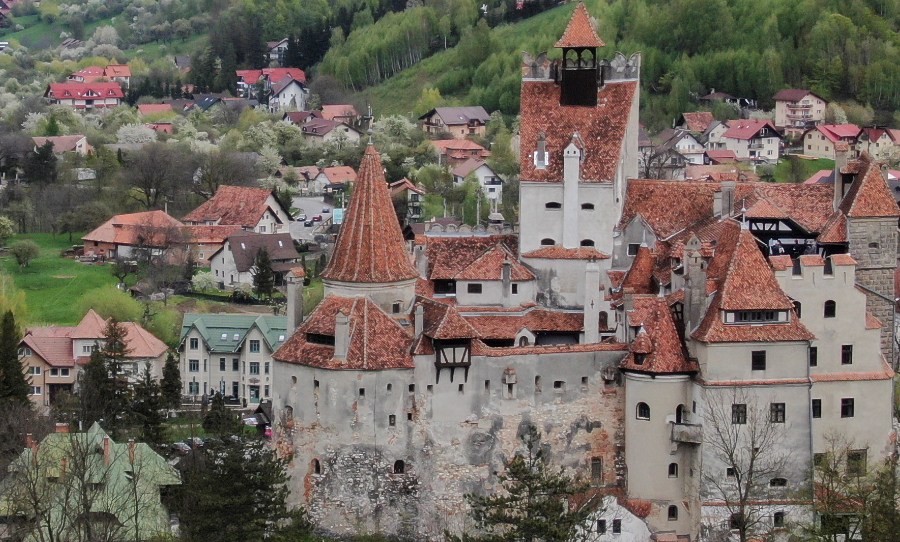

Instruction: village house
[451,158,504,201]
[68,64,132,88]
[720,119,781,161]
[209,231,300,289]
[44,82,124,109]
[655,128,705,164]
[418,106,491,138]
[184,224,243,265]
[31,135,92,157]
[0,423,180,541]
[774,88,828,136]
[82,210,185,260]
[266,5,897,542]
[137,103,174,117]
[300,118,361,147]
[431,139,491,167]
[389,177,425,224]
[282,110,322,126]
[320,104,360,125]
[803,124,862,160]
[179,313,288,404]
[19,310,168,408]
[676,111,716,134]
[235,67,306,98]
[855,126,900,161]
[267,38,289,66]
[313,165,357,194]
[182,185,292,234]
[268,75,308,113]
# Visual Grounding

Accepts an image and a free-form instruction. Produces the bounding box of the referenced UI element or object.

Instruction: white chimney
[583,258,601,344]
[334,311,350,361]
[563,138,582,249]
[286,270,305,333]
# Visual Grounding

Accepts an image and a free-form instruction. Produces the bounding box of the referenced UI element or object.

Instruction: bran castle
[269,4,898,540]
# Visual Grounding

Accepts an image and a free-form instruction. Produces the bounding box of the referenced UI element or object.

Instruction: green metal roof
[180,313,288,353]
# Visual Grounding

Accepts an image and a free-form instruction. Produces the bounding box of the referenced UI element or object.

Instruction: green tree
[459,425,595,542]
[9,241,39,269]
[160,352,182,410]
[202,392,241,436]
[44,115,60,137]
[0,311,28,405]
[175,436,290,542]
[252,247,275,300]
[79,348,114,429]
[131,363,165,446]
[0,216,15,247]
[24,141,58,185]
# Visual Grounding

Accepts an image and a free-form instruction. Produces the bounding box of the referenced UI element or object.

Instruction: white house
[210,231,300,289]
[300,119,362,147]
[268,76,308,113]
[721,119,781,161]
[452,158,504,201]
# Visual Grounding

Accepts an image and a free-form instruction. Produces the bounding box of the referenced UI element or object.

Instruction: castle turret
[555,2,604,107]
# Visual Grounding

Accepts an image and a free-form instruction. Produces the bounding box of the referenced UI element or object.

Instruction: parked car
[170,442,191,455]
[296,213,307,221]
[321,208,330,213]
[312,215,323,222]
[304,219,314,227]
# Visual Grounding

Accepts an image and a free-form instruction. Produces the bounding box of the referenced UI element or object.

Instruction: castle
[270,5,897,540]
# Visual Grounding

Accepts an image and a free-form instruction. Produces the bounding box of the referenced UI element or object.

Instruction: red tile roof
[830,253,857,266]
[838,154,900,218]
[773,89,823,102]
[321,104,358,120]
[31,135,87,153]
[681,112,715,133]
[236,67,307,84]
[104,64,131,77]
[182,186,282,228]
[426,235,519,280]
[471,340,627,357]
[465,309,585,340]
[815,124,861,142]
[321,166,357,184]
[723,119,779,140]
[389,178,425,197]
[137,104,174,116]
[705,149,738,164]
[816,211,847,243]
[46,82,124,100]
[274,296,414,370]
[620,298,696,374]
[454,243,535,281]
[184,224,242,244]
[420,298,480,339]
[520,246,610,259]
[22,330,76,367]
[71,309,108,339]
[519,80,637,183]
[554,2,605,48]
[283,110,322,124]
[322,145,419,284]
[619,245,656,295]
[82,210,184,248]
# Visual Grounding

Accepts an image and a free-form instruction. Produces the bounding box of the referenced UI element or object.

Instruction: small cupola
[630,326,652,365]
[555,2,605,107]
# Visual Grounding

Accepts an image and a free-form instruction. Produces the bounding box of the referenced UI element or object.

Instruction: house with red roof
[431,139,491,167]
[855,126,900,161]
[182,185,292,234]
[282,110,322,126]
[803,124,862,159]
[389,178,425,224]
[721,119,781,160]
[313,166,357,193]
[44,82,124,109]
[451,158,504,200]
[235,67,306,98]
[268,75,308,113]
[137,103,174,117]
[19,309,168,408]
[68,64,131,88]
[676,111,716,133]
[774,88,828,135]
[82,210,185,260]
[320,104,360,124]
[31,135,92,156]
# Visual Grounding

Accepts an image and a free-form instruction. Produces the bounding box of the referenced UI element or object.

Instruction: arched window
[534,375,542,392]
[824,300,836,318]
[312,458,321,475]
[580,239,595,247]
[599,311,608,329]
[668,463,678,478]
[676,404,685,424]
[636,402,650,420]
[518,336,529,346]
[540,238,555,246]
[770,477,787,487]
[581,203,595,210]
[668,505,678,521]
[793,300,802,318]
[393,460,405,474]
[284,405,293,420]
[545,201,562,209]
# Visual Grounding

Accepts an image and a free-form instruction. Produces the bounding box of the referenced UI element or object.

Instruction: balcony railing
[671,422,702,444]
[787,102,812,110]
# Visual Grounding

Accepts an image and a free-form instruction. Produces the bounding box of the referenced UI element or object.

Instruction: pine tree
[79,348,113,428]
[160,352,182,410]
[131,363,165,445]
[0,311,29,405]
[252,247,275,300]
[460,425,596,542]
[202,392,240,436]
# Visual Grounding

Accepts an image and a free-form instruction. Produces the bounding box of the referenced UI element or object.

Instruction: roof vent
[278,335,285,341]
[233,333,239,340]
[220,333,227,340]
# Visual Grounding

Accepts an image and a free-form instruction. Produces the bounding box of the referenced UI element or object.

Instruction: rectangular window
[751,351,766,371]
[232,359,239,371]
[389,415,396,426]
[29,366,41,376]
[511,283,518,294]
[841,345,853,365]
[219,358,225,371]
[188,382,199,394]
[265,362,270,374]
[82,345,93,354]
[467,283,482,294]
[627,243,640,256]
[847,449,867,477]
[841,398,854,418]
[732,404,747,424]
[812,399,822,418]
[189,359,199,372]
[735,311,777,323]
[770,403,785,423]
[190,338,199,349]
[30,386,41,395]
[50,368,58,376]
[726,467,736,477]
[612,519,621,534]
[249,340,260,353]
[596,520,606,534]
[813,453,826,467]
[591,458,602,481]
[809,346,818,367]
[249,362,260,375]
[264,385,269,397]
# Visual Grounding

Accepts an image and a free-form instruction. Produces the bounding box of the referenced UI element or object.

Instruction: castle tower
[555,2,604,107]
[321,144,420,315]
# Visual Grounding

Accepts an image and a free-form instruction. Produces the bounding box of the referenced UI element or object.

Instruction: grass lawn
[1,233,123,325]
[773,156,835,183]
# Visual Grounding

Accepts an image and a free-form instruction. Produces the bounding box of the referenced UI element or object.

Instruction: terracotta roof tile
[692,295,814,343]
[183,186,284,228]
[120,322,168,358]
[838,154,900,218]
[321,104,358,120]
[831,253,857,266]
[717,230,795,310]
[274,296,414,370]
[519,80,637,183]
[426,235,519,280]
[816,124,861,143]
[866,312,883,329]
[46,82,124,100]
[520,246,610,259]
[137,103,173,115]
[723,119,779,140]
[322,145,419,284]
[31,135,87,153]
[768,255,792,271]
[816,211,847,243]
[454,243,535,281]
[471,339,626,357]
[554,2,605,48]
[619,246,657,294]
[71,309,108,339]
[185,224,243,244]
[82,211,184,248]
[419,298,479,339]
[798,254,825,266]
[620,298,696,374]
[464,308,590,340]
[681,112,715,133]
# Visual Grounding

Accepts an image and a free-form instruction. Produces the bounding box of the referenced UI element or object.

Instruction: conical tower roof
[555,2,605,49]
[322,144,419,284]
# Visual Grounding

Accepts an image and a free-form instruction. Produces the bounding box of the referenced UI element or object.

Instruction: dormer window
[726,311,788,324]
[634,353,646,365]
[534,134,548,169]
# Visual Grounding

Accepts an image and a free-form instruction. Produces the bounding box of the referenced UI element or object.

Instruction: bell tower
[555,2,604,107]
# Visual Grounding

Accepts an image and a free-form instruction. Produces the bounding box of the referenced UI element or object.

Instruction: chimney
[414,303,424,339]
[286,270,305,333]
[721,181,735,216]
[583,258,601,344]
[562,138,581,248]
[334,310,350,361]
[684,235,707,338]
[501,260,512,307]
[103,435,111,466]
[834,143,850,210]
[55,422,70,433]
[128,439,136,463]
[713,190,723,218]
[414,245,428,277]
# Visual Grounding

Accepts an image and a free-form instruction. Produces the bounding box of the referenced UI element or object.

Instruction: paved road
[289,195,334,241]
